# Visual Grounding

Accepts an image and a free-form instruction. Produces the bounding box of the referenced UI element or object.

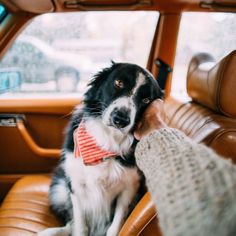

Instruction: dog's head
[84,62,163,134]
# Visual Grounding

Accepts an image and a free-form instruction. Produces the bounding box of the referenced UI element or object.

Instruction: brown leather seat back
[166,50,236,162]
[187,51,236,118]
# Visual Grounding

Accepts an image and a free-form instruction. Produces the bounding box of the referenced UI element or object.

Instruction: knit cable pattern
[135,128,236,236]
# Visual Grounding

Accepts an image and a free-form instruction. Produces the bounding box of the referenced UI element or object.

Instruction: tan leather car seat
[120,50,236,235]
[0,51,235,235]
[165,50,236,161]
[0,175,61,235]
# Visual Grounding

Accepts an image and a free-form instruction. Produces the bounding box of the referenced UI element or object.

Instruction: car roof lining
[1,0,236,14]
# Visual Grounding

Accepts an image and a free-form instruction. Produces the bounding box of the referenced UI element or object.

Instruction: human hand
[134,99,167,140]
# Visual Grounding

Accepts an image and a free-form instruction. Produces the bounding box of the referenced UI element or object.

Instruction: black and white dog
[39,62,163,236]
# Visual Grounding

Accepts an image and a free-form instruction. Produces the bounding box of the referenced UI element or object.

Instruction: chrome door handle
[0,114,25,127]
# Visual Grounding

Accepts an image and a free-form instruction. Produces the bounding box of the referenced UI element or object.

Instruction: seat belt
[155,58,173,90]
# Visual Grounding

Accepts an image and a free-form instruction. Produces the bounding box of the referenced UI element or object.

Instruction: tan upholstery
[0,175,161,236]
[0,176,61,235]
[165,97,236,161]
[0,51,235,236]
[167,51,236,161]
[187,51,236,118]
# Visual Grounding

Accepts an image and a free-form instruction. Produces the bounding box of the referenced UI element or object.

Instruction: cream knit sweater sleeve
[135,128,236,236]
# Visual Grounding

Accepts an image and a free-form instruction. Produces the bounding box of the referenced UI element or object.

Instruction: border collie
[38,62,163,236]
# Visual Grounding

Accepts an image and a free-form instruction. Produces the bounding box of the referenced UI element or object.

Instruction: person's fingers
[145,99,163,114]
[134,99,166,140]
[151,99,163,107]
[134,131,141,140]
[134,120,144,140]
[153,98,163,105]
[150,99,165,117]
[136,121,142,129]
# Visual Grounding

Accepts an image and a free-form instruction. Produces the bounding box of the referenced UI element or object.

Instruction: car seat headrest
[187,50,236,118]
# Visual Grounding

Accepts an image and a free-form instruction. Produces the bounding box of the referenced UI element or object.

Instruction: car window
[0,4,8,23]
[171,13,236,101]
[0,12,158,97]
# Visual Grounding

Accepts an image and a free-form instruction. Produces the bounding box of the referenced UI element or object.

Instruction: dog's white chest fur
[64,151,140,235]
[67,151,139,196]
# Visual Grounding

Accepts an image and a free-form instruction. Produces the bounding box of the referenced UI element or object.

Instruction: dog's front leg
[106,187,138,236]
[70,193,88,236]
[37,222,72,236]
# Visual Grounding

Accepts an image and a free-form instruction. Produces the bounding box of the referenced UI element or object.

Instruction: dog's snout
[111,108,130,129]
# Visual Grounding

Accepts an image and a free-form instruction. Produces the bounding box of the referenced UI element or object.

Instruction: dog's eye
[142,98,150,104]
[115,79,124,89]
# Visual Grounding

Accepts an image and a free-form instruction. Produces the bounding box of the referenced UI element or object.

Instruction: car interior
[0,0,235,235]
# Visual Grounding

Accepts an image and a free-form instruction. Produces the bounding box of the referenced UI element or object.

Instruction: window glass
[0,12,158,97]
[171,13,236,100]
[0,5,7,23]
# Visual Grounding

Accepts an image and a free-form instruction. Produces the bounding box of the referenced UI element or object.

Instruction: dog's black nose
[111,108,130,128]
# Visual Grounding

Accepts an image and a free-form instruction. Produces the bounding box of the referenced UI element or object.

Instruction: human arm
[134,100,236,236]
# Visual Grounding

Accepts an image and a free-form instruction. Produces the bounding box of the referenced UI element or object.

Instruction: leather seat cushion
[0,175,61,236]
[0,175,162,236]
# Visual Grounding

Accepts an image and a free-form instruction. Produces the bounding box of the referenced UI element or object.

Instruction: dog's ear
[88,64,115,86]
[84,63,118,101]
[111,60,116,65]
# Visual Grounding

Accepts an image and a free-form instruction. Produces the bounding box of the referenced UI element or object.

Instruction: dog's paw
[106,227,119,236]
[72,225,88,236]
[37,228,55,236]
[37,226,70,236]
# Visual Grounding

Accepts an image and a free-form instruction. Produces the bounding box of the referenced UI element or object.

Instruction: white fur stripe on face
[131,73,146,96]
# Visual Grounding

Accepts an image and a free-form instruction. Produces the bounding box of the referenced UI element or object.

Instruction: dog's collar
[74,121,118,165]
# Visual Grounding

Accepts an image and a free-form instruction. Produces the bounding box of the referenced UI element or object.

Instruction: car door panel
[0,98,81,202]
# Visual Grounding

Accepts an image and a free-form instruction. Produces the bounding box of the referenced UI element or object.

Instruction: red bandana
[74,122,118,165]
